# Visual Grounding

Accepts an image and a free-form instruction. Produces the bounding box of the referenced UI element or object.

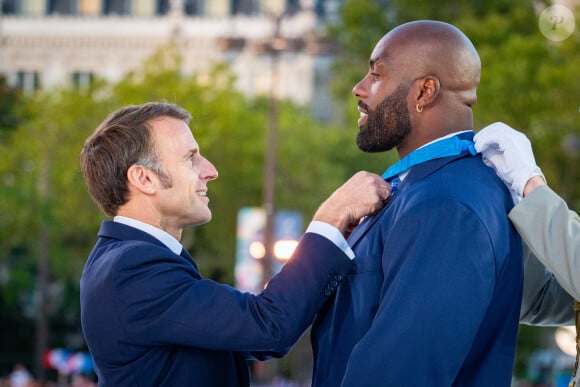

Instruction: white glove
[474,122,544,198]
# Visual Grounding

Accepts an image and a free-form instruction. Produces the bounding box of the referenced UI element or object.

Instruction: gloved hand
[474,122,544,198]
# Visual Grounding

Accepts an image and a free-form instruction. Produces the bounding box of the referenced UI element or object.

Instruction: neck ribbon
[381,133,476,180]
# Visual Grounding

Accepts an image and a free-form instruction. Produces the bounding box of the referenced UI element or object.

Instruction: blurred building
[0,0,343,120]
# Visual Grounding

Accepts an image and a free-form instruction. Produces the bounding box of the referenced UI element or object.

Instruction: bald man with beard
[310,21,523,386]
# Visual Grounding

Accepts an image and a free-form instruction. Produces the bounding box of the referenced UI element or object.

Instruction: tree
[0,75,26,142]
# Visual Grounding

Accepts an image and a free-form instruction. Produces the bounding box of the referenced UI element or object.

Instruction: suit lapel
[348,206,389,248]
[348,153,477,249]
[179,247,201,275]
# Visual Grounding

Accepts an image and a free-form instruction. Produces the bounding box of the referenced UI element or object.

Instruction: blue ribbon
[381,133,477,180]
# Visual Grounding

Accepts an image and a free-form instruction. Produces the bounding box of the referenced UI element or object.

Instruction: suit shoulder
[89,238,179,274]
[439,157,511,202]
[399,156,513,223]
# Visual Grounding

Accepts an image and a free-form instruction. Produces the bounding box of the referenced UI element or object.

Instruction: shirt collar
[113,215,183,255]
[420,130,473,148]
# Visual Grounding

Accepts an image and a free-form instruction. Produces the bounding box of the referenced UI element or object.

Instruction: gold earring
[416,104,423,113]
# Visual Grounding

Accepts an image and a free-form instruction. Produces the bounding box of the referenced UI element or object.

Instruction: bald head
[375,20,481,95]
[355,20,481,155]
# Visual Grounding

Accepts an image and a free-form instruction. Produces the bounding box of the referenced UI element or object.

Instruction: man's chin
[356,133,376,153]
[184,214,212,228]
[356,136,394,153]
[356,141,378,153]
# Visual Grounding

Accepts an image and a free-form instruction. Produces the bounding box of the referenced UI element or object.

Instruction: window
[48,0,77,15]
[183,0,202,16]
[1,0,18,15]
[286,0,300,15]
[231,0,258,16]
[71,71,94,91]
[16,71,40,94]
[104,0,130,15]
[155,0,169,15]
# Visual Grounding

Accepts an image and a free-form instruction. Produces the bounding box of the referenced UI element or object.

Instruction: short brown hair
[80,102,191,216]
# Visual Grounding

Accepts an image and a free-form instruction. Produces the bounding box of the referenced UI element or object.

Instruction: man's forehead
[369,37,393,67]
[152,118,198,149]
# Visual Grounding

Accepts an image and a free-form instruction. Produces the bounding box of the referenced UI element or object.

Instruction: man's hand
[313,171,390,237]
[474,122,544,198]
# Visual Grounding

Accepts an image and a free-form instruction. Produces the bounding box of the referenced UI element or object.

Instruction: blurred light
[555,326,577,356]
[274,240,298,260]
[562,134,580,155]
[263,0,285,17]
[44,349,94,375]
[249,241,265,259]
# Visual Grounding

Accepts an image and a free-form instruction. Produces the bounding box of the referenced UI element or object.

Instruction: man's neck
[397,130,473,159]
[116,206,183,242]
[113,215,183,254]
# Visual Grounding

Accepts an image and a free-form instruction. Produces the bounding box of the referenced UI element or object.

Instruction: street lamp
[261,0,286,288]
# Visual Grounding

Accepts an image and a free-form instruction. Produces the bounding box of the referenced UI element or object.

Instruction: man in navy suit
[310,21,524,386]
[79,102,390,386]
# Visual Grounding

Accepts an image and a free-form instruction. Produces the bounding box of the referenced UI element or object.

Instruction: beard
[356,81,412,153]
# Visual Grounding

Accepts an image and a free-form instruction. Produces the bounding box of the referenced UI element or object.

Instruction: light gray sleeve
[510,185,580,300]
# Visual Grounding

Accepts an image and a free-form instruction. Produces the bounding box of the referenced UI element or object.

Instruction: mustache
[358,100,370,111]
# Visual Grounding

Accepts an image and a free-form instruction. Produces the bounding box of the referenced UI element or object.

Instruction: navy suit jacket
[311,151,523,386]
[80,221,353,386]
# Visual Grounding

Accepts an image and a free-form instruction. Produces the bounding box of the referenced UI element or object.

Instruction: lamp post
[257,4,285,383]
[261,11,283,289]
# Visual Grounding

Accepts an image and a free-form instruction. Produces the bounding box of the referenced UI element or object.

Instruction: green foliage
[0,75,26,142]
[514,324,555,379]
[0,86,109,309]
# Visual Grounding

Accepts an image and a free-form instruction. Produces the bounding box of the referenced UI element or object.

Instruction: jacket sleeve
[519,243,575,325]
[510,185,580,300]
[115,232,353,353]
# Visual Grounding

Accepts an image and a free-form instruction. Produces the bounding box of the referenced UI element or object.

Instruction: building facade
[0,0,343,120]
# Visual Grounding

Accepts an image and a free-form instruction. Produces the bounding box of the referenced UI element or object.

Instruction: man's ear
[415,75,441,108]
[127,164,156,195]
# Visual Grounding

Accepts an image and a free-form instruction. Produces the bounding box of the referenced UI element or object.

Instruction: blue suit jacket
[311,152,523,386]
[80,221,353,386]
